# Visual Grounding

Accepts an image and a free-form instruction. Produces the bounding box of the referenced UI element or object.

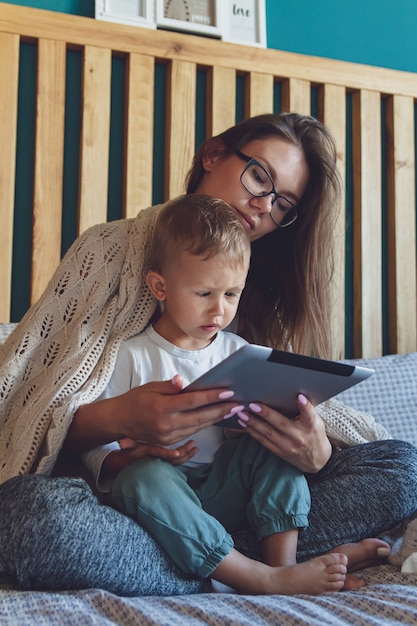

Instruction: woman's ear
[146,271,167,301]
[202,138,225,172]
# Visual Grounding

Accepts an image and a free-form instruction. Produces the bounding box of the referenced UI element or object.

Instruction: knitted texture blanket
[0,205,390,483]
[0,206,160,481]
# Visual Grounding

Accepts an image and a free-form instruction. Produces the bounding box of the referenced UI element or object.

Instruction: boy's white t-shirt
[82,325,247,491]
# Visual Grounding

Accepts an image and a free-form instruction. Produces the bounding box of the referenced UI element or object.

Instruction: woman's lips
[235,208,254,230]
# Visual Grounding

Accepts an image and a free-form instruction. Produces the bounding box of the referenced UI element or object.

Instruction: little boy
[83,194,347,595]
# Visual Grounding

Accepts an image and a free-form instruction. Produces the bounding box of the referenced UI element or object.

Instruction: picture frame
[95,0,156,29]
[155,0,222,38]
[222,0,266,48]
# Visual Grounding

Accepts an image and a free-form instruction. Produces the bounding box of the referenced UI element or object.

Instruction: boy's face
[148,250,248,350]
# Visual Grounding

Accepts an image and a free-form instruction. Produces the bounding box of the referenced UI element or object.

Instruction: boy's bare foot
[213,548,347,596]
[268,552,348,595]
[329,538,391,572]
[233,553,348,596]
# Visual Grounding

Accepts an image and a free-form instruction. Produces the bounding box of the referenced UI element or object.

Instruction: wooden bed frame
[1,2,416,359]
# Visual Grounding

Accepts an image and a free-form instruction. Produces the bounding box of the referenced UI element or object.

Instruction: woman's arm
[65,374,238,452]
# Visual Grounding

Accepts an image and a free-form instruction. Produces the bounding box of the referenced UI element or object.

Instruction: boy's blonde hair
[149,194,250,273]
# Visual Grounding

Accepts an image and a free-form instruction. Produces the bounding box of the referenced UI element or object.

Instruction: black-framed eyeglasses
[235,150,298,227]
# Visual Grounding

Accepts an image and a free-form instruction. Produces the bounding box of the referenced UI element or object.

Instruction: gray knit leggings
[1,440,417,596]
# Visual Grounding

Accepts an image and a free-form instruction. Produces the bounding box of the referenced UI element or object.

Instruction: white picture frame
[156,0,222,38]
[95,0,156,29]
[222,0,266,48]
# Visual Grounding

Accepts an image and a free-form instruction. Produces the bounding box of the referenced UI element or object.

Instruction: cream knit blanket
[0,205,390,483]
[0,206,161,482]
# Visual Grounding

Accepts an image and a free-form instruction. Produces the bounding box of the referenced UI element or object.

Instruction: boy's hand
[102,439,199,478]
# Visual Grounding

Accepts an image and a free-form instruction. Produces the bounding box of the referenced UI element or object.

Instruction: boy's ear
[146,271,167,301]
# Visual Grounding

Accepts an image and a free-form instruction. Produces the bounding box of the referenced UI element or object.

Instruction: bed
[1,3,417,624]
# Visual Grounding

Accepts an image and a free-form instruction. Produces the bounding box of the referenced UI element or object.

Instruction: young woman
[1,113,416,596]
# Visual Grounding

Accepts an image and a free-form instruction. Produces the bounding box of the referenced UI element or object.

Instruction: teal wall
[1,0,94,17]
[266,0,417,73]
[2,0,417,73]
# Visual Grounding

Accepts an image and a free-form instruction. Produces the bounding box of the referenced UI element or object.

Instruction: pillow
[336,352,417,447]
[0,322,17,344]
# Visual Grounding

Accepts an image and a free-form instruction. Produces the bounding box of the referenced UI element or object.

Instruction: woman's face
[196,136,309,242]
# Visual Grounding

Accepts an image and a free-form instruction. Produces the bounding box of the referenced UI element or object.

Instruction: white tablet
[185,344,374,426]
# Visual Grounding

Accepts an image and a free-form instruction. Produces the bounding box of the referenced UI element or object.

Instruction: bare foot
[328,538,391,590]
[213,547,347,596]
[342,574,366,591]
[329,538,391,572]
[263,553,348,596]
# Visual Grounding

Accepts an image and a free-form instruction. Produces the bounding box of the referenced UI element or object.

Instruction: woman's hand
[237,394,332,473]
[66,374,238,452]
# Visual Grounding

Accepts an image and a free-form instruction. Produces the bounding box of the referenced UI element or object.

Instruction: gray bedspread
[1,565,417,625]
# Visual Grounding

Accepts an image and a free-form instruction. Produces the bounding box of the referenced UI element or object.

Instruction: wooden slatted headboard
[1,2,416,359]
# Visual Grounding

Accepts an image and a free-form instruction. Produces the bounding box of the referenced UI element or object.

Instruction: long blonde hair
[186,113,341,358]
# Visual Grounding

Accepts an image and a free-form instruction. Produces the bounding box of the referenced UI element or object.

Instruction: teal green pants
[110,436,310,578]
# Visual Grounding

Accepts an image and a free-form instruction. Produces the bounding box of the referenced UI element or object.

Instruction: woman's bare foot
[329,538,391,572]
[328,538,391,590]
